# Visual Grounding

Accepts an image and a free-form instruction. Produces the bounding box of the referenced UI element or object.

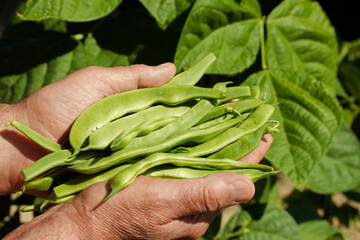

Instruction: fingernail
[230,180,252,204]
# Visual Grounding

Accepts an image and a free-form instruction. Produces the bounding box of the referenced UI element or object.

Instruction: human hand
[0,63,176,194]
[4,135,272,240]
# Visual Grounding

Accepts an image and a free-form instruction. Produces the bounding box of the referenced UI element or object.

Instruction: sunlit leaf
[19,0,123,22]
[174,0,262,74]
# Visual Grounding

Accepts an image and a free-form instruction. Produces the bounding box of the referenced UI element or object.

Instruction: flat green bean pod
[173,104,275,157]
[54,163,132,198]
[249,86,260,99]
[21,150,73,181]
[21,194,76,212]
[22,150,105,181]
[0,120,62,152]
[68,116,245,174]
[70,85,226,153]
[145,165,279,182]
[83,105,190,151]
[217,86,251,104]
[22,169,77,192]
[197,98,265,124]
[110,116,178,151]
[106,153,274,200]
[124,82,229,149]
[165,53,216,86]
[209,124,267,160]
[190,114,238,131]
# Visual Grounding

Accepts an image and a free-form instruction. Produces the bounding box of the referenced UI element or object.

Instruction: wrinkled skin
[0,63,273,239]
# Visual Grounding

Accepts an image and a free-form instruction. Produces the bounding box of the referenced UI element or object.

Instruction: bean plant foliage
[0,0,359,238]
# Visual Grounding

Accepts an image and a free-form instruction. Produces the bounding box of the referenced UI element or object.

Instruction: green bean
[249,86,260,99]
[197,99,265,125]
[110,116,178,151]
[83,105,190,151]
[54,163,132,198]
[21,194,76,212]
[173,104,275,157]
[209,124,267,160]
[106,153,274,200]
[0,120,61,152]
[22,169,78,192]
[70,85,226,153]
[124,100,214,149]
[145,165,279,182]
[124,82,229,149]
[68,116,245,174]
[217,86,251,104]
[22,150,105,181]
[21,150,73,181]
[41,194,76,211]
[165,53,216,86]
[190,114,238,131]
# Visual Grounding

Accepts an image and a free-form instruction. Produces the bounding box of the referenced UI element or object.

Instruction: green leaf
[0,34,135,103]
[299,220,344,240]
[259,180,283,207]
[174,0,262,74]
[266,0,338,92]
[244,69,341,189]
[219,205,301,240]
[72,33,132,70]
[305,123,360,194]
[338,61,360,102]
[139,0,194,29]
[19,0,123,22]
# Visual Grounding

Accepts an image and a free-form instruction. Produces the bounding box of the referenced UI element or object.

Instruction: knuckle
[201,184,220,212]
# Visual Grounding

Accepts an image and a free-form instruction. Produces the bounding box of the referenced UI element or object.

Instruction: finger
[169,173,255,217]
[36,63,176,104]
[108,63,177,89]
[239,134,273,164]
[88,63,177,94]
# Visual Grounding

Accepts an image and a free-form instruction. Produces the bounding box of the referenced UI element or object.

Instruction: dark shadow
[0,22,77,77]
[0,129,49,161]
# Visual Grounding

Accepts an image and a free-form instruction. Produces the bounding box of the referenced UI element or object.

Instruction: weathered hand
[4,135,272,240]
[0,63,176,194]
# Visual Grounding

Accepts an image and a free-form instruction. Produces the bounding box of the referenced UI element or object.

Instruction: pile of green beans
[1,53,279,212]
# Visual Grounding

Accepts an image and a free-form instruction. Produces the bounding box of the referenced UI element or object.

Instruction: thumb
[173,173,255,216]
[46,62,176,100]
[103,63,177,91]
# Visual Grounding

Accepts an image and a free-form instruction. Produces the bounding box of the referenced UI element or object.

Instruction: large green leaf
[266,0,338,91]
[299,220,344,240]
[219,205,301,240]
[174,0,262,74]
[139,0,194,29]
[18,0,123,22]
[0,34,134,103]
[305,123,360,194]
[244,69,341,189]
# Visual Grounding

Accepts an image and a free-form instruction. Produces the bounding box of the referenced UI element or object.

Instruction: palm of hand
[1,64,175,194]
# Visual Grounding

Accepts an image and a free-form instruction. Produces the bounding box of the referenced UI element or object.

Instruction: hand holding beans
[1,57,275,239]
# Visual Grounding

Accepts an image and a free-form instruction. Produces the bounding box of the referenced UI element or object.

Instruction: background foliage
[1,0,359,238]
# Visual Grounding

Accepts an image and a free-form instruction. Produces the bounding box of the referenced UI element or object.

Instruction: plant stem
[260,16,267,70]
